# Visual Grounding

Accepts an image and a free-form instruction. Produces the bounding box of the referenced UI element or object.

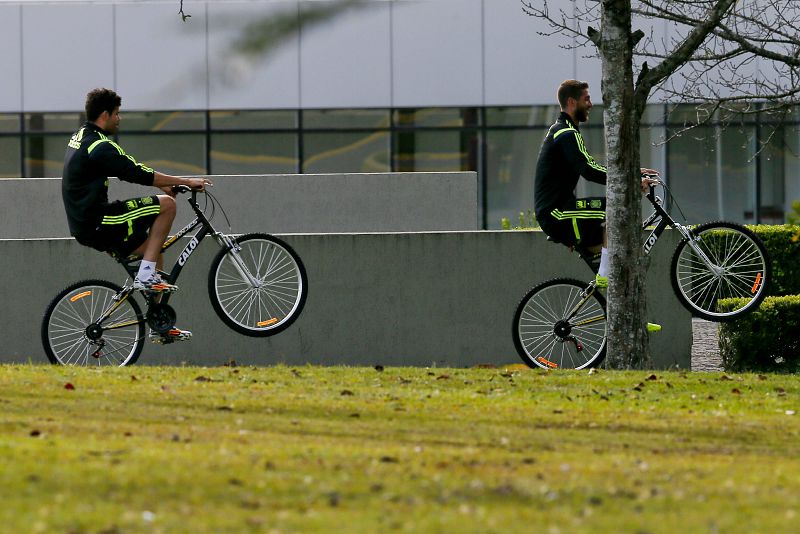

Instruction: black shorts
[538,197,605,248]
[75,196,161,258]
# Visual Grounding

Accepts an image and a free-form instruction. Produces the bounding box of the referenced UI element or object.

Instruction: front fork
[213,233,262,288]
[672,223,722,275]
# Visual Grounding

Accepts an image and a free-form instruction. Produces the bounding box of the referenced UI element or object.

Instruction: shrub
[719,295,800,373]
[747,225,800,297]
[500,210,538,230]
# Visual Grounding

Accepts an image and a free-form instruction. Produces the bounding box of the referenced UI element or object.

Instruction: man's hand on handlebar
[185,177,212,191]
[640,168,660,193]
[161,178,212,197]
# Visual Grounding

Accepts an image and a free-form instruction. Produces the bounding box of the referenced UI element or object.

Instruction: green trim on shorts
[550,209,606,220]
[101,206,160,225]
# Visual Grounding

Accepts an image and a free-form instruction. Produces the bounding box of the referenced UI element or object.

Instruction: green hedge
[747,225,800,297]
[719,295,800,373]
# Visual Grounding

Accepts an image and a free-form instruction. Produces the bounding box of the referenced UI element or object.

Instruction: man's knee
[157,195,176,216]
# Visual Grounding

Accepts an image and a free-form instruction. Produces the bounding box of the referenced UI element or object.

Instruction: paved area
[691,318,723,371]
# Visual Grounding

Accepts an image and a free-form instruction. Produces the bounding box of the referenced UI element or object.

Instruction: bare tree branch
[179,0,191,22]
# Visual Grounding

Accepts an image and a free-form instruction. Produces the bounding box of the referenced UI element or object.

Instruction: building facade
[1,0,798,227]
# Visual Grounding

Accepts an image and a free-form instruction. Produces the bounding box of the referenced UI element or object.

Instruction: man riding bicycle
[62,88,212,344]
[534,80,660,331]
[535,80,659,284]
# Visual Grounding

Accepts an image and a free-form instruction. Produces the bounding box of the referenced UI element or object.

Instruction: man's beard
[575,108,589,122]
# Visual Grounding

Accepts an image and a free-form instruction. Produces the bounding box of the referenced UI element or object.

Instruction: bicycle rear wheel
[513,278,607,370]
[41,280,145,366]
[208,233,307,336]
[670,221,769,321]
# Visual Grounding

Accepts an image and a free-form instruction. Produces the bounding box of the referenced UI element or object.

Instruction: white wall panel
[392,0,483,107]
[208,1,300,109]
[22,4,114,111]
[0,5,22,112]
[115,3,207,110]
[299,0,391,108]
[485,0,575,105]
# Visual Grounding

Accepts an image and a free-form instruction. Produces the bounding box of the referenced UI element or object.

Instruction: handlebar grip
[171,185,192,194]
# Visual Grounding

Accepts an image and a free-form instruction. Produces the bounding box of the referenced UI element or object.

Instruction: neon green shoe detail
[594,274,608,289]
[646,323,662,333]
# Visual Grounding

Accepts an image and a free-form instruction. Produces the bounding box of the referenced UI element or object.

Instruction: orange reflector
[751,272,762,294]
[536,356,559,369]
[257,318,278,327]
[70,291,92,302]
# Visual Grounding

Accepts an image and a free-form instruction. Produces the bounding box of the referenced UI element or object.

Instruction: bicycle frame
[91,190,253,333]
[641,184,720,273]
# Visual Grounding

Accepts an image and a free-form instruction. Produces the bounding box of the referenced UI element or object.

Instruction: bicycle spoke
[211,236,306,334]
[515,280,606,370]
[44,282,143,367]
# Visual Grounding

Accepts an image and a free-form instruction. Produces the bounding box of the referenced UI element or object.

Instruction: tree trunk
[599,1,650,368]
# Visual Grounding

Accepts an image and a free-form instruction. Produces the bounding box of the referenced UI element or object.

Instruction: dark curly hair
[85,88,121,122]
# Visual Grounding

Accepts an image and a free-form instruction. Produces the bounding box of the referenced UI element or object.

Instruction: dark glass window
[120,133,207,175]
[0,137,21,177]
[122,111,206,132]
[0,113,21,133]
[24,134,68,177]
[394,130,479,173]
[303,131,390,174]
[485,106,558,127]
[24,113,82,133]
[210,132,298,174]
[394,108,480,128]
[485,129,541,228]
[303,109,390,130]
[209,110,297,130]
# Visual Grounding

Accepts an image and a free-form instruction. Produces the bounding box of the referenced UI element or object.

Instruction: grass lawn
[1,364,799,533]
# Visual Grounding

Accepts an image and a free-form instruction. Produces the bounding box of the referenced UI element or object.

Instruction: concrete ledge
[0,172,478,238]
[2,230,690,368]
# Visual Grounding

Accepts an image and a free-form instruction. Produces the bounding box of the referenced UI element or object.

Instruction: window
[211,132,298,174]
[122,111,206,132]
[485,129,540,228]
[303,131,390,174]
[0,137,21,178]
[24,134,68,178]
[120,134,207,176]
[210,110,297,130]
[24,112,82,133]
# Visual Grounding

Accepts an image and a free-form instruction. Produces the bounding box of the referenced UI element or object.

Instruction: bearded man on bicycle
[534,79,658,288]
[62,88,211,343]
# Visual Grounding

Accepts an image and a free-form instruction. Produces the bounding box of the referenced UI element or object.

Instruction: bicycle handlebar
[171,185,193,194]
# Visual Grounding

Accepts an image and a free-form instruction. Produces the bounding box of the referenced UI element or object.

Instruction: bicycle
[41,186,308,367]
[512,177,770,370]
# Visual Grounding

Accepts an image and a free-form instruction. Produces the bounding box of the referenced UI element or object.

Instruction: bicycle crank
[147,303,177,334]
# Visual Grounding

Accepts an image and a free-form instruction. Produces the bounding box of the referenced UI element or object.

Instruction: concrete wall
[0,172,478,238]
[1,230,691,369]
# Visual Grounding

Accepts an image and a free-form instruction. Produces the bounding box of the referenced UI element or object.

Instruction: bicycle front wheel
[513,278,607,370]
[41,280,145,366]
[209,233,307,336]
[670,221,769,321]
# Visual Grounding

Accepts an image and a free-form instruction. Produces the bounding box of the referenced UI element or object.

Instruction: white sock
[598,248,609,277]
[136,260,157,281]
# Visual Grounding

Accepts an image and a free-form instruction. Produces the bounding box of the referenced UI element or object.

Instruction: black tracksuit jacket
[534,112,607,219]
[62,122,155,238]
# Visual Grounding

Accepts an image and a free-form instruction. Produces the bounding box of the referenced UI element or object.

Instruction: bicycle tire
[41,279,145,366]
[513,278,607,370]
[670,221,770,321]
[208,233,307,337]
